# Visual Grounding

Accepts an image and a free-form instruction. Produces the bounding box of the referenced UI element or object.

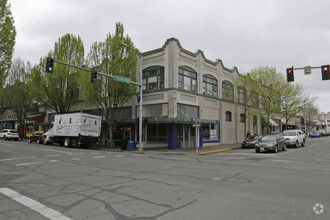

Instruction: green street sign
[114,75,131,83]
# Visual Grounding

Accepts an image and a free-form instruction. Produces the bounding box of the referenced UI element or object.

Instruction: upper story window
[237,86,247,103]
[203,74,218,97]
[225,111,232,122]
[251,91,258,108]
[178,66,197,93]
[222,80,234,101]
[142,66,164,91]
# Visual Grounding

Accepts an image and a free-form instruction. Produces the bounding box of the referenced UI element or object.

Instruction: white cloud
[9,0,330,112]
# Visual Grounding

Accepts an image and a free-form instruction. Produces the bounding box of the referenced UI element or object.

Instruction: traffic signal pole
[47,57,143,151]
[286,65,330,82]
[51,59,141,87]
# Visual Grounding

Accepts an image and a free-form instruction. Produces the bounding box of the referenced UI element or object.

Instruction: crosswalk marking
[0,187,72,220]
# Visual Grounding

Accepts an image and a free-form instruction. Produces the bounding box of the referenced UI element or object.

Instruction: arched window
[143,66,164,91]
[237,86,247,103]
[225,111,232,122]
[178,66,197,92]
[251,90,258,108]
[203,74,218,97]
[222,81,234,101]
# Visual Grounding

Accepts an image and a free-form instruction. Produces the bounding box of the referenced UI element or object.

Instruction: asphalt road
[0,137,329,220]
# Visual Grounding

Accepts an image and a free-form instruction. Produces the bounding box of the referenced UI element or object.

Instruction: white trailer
[43,113,101,147]
[326,119,330,134]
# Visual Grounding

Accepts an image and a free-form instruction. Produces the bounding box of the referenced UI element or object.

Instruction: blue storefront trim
[201,123,220,145]
[168,124,178,150]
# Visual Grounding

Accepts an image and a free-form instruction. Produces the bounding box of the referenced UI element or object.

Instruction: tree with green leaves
[302,96,319,136]
[235,73,256,139]
[3,58,33,139]
[82,23,137,147]
[281,83,304,130]
[249,66,286,134]
[0,0,16,102]
[30,34,84,113]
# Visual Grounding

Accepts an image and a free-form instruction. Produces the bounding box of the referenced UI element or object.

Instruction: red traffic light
[286,67,294,82]
[321,65,330,80]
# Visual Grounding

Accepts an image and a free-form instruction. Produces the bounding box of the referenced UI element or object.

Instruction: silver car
[0,129,19,141]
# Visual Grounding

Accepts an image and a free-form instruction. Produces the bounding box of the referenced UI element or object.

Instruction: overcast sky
[9,0,330,113]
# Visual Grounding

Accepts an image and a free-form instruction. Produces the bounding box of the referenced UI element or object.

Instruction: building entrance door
[178,124,196,149]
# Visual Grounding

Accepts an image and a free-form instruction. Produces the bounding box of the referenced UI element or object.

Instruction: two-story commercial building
[110,38,262,150]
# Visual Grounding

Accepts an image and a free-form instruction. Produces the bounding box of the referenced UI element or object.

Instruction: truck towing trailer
[43,113,101,147]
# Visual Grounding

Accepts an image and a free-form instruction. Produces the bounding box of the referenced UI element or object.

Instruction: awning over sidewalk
[26,113,45,121]
[269,119,278,126]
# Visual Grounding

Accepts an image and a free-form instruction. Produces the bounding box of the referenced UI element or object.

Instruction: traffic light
[321,65,330,80]
[46,57,54,73]
[286,67,294,82]
[91,70,97,83]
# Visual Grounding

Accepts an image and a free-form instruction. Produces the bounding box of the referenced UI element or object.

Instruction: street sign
[304,66,312,75]
[114,75,131,83]
[192,124,201,127]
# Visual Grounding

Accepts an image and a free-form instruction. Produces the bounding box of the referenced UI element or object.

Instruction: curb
[199,148,233,155]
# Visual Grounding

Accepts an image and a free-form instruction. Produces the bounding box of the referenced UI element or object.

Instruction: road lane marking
[90,152,99,155]
[0,156,35,162]
[114,155,124,157]
[93,156,106,159]
[278,150,296,156]
[0,187,72,220]
[0,142,14,146]
[71,158,81,160]
[48,154,61,157]
[266,159,296,163]
[314,159,330,162]
[42,149,73,154]
[16,162,41,166]
[313,171,330,175]
[69,153,83,156]
[49,160,58,162]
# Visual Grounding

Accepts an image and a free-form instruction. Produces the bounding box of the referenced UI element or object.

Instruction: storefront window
[202,123,218,141]
[146,124,167,143]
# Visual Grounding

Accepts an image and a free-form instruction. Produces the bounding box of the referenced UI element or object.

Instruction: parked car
[255,133,286,153]
[242,135,263,149]
[311,131,321,138]
[318,129,328,137]
[0,129,19,141]
[28,131,44,144]
[282,130,305,148]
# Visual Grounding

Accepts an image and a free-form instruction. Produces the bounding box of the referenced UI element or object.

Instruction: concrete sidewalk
[99,143,242,155]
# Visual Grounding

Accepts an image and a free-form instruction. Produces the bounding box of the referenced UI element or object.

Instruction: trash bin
[128,140,134,151]
[121,138,127,150]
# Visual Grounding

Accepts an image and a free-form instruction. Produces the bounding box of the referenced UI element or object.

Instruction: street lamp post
[121,44,143,151]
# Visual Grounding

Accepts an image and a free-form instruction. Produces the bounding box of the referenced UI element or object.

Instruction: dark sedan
[255,134,286,153]
[242,135,263,149]
[28,131,44,144]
